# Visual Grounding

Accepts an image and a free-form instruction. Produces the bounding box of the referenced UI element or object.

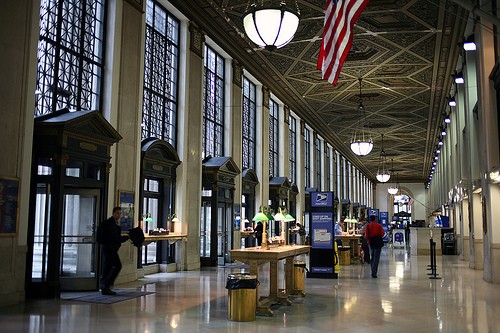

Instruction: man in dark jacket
[96,207,129,295]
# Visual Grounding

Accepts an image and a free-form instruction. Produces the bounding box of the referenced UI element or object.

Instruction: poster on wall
[0,178,20,236]
[118,190,134,232]
[311,212,333,249]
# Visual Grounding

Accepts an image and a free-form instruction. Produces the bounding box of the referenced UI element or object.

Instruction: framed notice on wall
[0,178,20,236]
[118,190,134,232]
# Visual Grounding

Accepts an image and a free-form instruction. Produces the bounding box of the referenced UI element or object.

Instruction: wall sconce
[441,128,446,136]
[463,35,476,51]
[454,71,464,84]
[448,97,456,107]
[489,166,500,183]
[444,114,451,124]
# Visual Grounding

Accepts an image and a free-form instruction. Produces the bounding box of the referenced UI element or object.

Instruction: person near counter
[334,220,345,236]
[334,219,345,248]
[365,215,385,278]
[254,221,263,246]
[359,217,371,264]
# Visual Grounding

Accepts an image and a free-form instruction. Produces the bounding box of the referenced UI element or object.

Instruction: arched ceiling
[168,0,468,183]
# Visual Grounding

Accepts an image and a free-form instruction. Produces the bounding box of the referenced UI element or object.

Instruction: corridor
[1,249,499,333]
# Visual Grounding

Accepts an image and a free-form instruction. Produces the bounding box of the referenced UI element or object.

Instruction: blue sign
[369,208,379,223]
[311,192,333,207]
[379,211,389,242]
[311,212,333,249]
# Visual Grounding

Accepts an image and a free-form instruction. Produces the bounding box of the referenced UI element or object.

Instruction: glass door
[217,203,226,265]
[142,197,159,265]
[60,189,100,290]
[200,201,212,260]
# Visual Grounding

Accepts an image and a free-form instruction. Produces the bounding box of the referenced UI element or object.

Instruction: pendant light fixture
[350,78,373,156]
[376,134,390,183]
[242,0,300,51]
[388,159,398,194]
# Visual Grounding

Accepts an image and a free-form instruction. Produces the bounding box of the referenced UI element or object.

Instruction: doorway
[200,200,231,266]
[200,156,240,267]
[60,189,100,290]
[28,109,121,298]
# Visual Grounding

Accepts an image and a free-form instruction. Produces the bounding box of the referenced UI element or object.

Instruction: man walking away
[365,215,385,278]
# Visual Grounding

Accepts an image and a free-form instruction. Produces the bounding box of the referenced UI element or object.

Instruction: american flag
[317,0,371,86]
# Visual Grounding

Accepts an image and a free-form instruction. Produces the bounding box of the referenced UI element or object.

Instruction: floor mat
[64,290,155,304]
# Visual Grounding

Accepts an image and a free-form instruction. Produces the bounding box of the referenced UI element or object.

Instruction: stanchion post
[429,239,441,279]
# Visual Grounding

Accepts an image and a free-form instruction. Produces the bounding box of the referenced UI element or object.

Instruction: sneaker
[101,288,117,295]
[371,274,377,278]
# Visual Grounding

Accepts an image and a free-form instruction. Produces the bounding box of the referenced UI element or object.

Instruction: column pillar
[297,120,306,222]
[282,106,291,179]
[312,131,318,190]
[256,86,270,209]
[230,59,243,248]
[475,12,500,281]
[176,22,205,270]
[0,0,39,306]
[110,0,146,283]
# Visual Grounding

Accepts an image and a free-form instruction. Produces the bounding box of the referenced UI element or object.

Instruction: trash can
[226,273,258,321]
[338,246,351,265]
[294,261,306,291]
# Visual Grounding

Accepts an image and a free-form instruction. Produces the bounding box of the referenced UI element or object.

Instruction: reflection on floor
[2,248,500,333]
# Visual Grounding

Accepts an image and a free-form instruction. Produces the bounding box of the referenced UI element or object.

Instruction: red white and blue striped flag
[317,0,371,86]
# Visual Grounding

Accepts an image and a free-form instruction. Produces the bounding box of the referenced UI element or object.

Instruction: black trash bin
[443,240,456,255]
[442,233,456,255]
[226,273,258,321]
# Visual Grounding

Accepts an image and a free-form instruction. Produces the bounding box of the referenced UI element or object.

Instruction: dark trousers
[361,237,370,263]
[100,247,122,289]
[370,247,382,276]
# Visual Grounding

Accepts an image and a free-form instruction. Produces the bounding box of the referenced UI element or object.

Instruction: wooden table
[336,235,361,262]
[229,245,310,316]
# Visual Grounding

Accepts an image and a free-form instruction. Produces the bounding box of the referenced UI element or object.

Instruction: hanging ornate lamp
[387,159,398,194]
[388,167,399,195]
[376,134,390,183]
[350,78,373,156]
[242,0,300,51]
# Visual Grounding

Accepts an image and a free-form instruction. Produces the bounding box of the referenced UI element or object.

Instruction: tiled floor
[1,248,500,332]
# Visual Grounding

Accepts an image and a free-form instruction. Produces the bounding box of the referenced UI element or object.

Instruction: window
[242,77,256,169]
[202,46,225,158]
[142,0,179,146]
[35,0,107,116]
[289,116,296,183]
[269,99,279,177]
[326,145,331,191]
[315,136,322,190]
[304,128,311,188]
[142,178,161,265]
